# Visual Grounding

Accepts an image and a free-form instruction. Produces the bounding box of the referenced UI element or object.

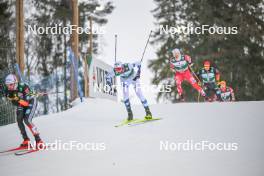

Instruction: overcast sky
[98,0,159,104]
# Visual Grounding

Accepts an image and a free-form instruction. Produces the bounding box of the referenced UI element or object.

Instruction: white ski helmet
[172,48,181,60]
[5,74,18,90]
[5,74,18,85]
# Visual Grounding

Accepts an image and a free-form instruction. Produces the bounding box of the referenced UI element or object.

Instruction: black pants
[204,83,221,100]
[16,98,40,141]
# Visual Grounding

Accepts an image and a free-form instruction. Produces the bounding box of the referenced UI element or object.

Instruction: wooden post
[87,16,93,97]
[89,17,93,59]
[70,0,79,101]
[16,0,24,74]
[83,16,93,97]
[83,53,89,97]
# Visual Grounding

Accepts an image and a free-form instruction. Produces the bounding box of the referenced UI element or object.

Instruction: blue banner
[14,63,25,83]
[67,47,83,102]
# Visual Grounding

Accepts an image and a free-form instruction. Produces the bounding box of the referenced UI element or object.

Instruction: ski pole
[140,30,153,63]
[189,66,202,102]
[189,66,202,85]
[114,34,117,63]
[197,90,201,102]
[30,91,64,97]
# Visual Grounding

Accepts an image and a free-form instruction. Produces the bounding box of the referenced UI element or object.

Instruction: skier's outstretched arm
[132,62,142,81]
[5,84,32,107]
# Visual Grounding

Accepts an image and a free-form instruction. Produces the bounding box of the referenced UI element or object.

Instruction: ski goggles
[114,67,123,73]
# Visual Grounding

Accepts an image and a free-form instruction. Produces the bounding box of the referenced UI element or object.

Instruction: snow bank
[0,99,263,176]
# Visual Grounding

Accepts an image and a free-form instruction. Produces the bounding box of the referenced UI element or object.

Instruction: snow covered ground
[0,99,264,176]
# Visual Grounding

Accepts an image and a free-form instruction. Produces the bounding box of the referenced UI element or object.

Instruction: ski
[0,146,30,154]
[114,118,141,127]
[15,144,53,156]
[15,148,39,156]
[128,118,162,126]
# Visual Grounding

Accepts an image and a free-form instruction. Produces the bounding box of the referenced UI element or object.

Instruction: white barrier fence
[89,58,117,101]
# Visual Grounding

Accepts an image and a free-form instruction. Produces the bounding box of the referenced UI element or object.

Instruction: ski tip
[144,117,162,121]
[14,144,55,156]
[114,118,141,127]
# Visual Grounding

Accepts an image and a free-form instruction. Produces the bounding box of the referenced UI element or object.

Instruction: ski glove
[7,96,20,101]
[18,99,29,107]
[132,63,141,81]
[133,67,141,81]
[7,95,29,107]
[133,75,140,81]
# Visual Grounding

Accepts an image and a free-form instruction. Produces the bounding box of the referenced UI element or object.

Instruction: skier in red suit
[170,48,206,101]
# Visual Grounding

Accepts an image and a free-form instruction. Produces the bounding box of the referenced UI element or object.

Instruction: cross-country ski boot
[36,140,45,149]
[127,109,133,121]
[176,94,185,102]
[144,106,152,120]
[35,135,45,149]
[20,138,31,148]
